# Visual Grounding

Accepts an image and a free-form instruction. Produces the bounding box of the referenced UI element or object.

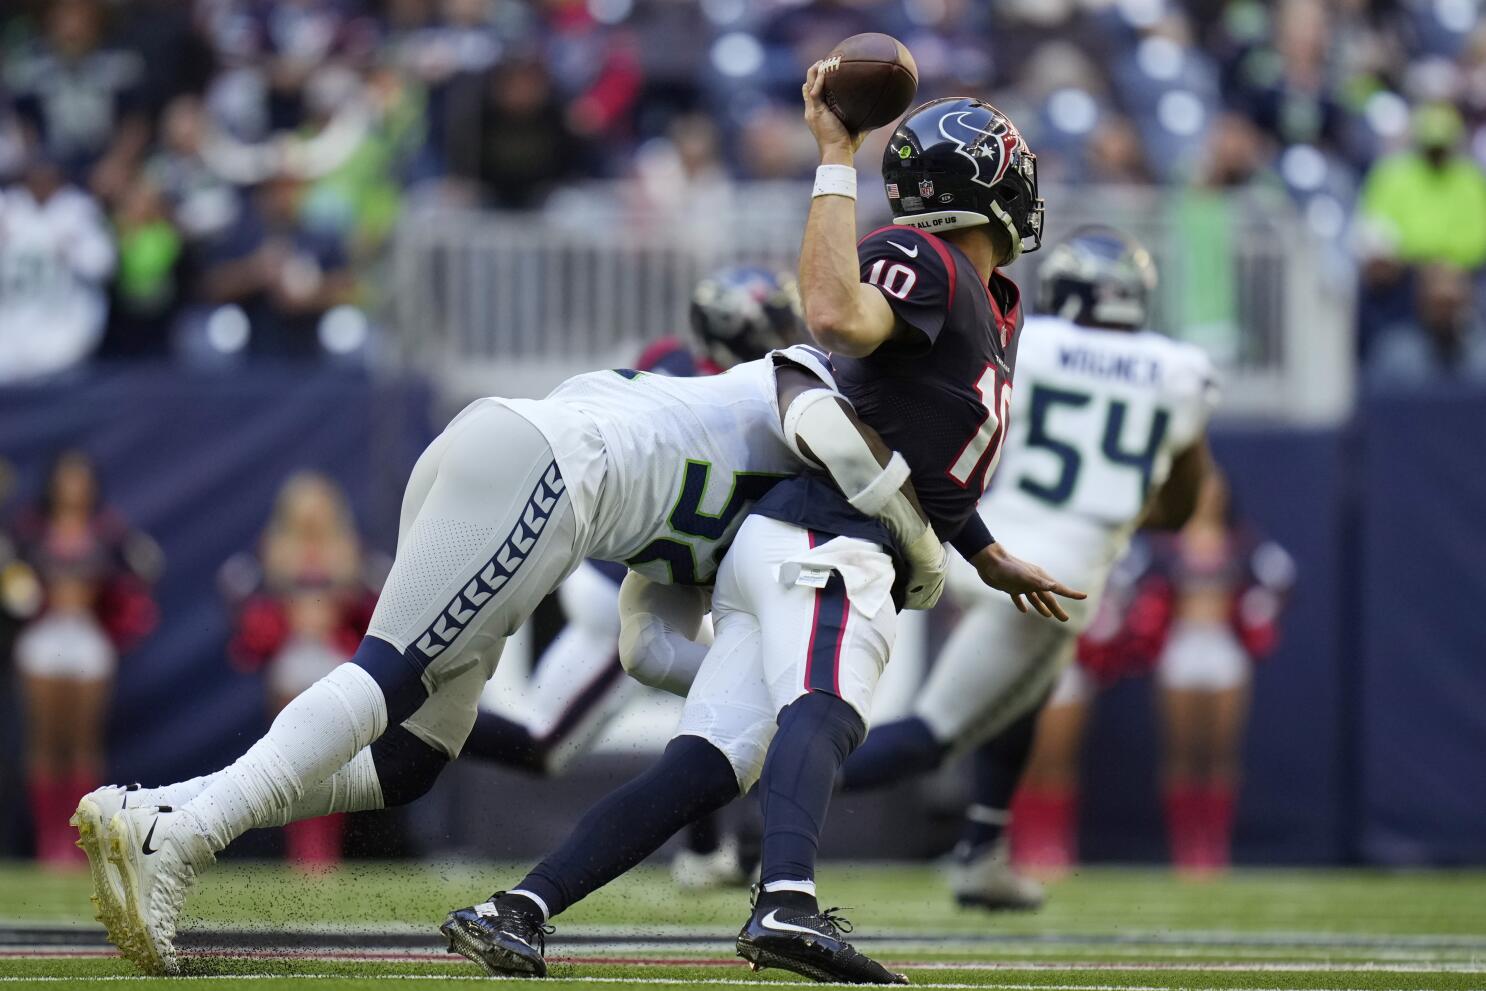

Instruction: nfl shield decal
[918,179,935,198]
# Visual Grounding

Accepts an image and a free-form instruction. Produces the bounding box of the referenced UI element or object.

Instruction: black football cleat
[441,893,554,977]
[736,896,907,984]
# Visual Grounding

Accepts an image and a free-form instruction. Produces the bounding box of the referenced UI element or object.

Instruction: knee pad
[659,734,746,810]
[619,612,710,698]
[780,692,866,759]
[371,724,451,807]
[617,573,710,697]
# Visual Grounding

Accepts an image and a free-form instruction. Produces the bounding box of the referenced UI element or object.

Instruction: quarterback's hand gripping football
[803,62,869,161]
[972,543,1086,622]
[902,525,948,611]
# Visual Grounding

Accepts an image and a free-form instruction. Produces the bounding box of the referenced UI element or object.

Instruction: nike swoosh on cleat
[886,240,919,258]
[759,910,825,937]
[141,818,161,856]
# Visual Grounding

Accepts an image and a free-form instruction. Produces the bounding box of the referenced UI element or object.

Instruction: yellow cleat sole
[105,813,177,976]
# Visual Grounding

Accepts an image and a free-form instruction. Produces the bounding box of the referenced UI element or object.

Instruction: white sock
[762,879,816,896]
[139,748,384,824]
[264,746,385,825]
[180,663,389,852]
[132,774,225,810]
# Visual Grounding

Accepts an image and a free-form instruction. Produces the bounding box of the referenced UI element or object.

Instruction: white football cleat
[672,835,750,891]
[949,837,1046,912]
[71,784,142,956]
[106,806,215,975]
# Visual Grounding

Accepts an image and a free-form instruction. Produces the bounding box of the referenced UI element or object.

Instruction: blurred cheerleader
[218,472,384,869]
[5,451,160,867]
[1154,472,1294,874]
[1011,471,1292,876]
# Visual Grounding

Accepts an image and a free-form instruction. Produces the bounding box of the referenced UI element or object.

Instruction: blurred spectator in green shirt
[1359,104,1486,270]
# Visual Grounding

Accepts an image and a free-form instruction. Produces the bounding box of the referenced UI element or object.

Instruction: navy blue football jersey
[754,224,1024,560]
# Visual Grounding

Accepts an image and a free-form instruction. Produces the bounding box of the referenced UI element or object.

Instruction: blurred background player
[840,227,1219,910]
[5,452,159,867]
[219,472,384,870]
[1011,474,1293,876]
[459,265,802,888]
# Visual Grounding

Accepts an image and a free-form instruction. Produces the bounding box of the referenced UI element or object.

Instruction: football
[819,32,919,133]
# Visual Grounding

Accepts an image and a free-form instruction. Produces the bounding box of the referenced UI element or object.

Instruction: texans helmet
[1037,226,1158,330]
[689,266,803,369]
[882,97,1044,261]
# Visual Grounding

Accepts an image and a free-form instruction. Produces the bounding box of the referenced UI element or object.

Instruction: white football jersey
[0,185,115,383]
[499,346,832,586]
[979,315,1218,627]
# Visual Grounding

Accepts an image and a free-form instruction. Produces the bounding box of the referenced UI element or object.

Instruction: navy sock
[514,735,739,918]
[349,635,429,726]
[461,710,548,775]
[959,701,1043,859]
[838,716,947,792]
[757,692,865,902]
[686,811,721,855]
[371,724,450,807]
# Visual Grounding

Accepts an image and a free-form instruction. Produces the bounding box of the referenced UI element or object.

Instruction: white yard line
[7,921,1486,949]
[17,948,1486,974]
[0,977,1456,991]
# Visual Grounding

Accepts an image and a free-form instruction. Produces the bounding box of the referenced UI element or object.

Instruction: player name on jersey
[1056,345,1163,385]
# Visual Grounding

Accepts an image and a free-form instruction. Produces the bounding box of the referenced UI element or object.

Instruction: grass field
[1,862,1483,990]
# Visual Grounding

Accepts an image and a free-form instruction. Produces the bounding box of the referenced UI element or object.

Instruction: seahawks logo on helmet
[937,110,1020,189]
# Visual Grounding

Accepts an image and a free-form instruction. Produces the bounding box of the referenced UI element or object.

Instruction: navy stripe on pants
[804,571,849,696]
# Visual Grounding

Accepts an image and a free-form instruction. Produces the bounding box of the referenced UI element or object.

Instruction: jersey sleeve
[950,514,994,560]
[857,228,955,353]
[1167,344,1221,450]
[771,343,839,392]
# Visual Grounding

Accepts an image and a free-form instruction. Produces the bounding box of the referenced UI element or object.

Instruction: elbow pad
[782,388,924,544]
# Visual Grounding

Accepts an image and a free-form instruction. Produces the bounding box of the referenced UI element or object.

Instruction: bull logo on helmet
[937,109,1020,189]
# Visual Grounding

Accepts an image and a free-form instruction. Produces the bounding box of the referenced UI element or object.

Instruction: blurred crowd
[1,0,1484,378]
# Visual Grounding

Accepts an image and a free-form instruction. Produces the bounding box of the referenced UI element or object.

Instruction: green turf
[2,862,1483,989]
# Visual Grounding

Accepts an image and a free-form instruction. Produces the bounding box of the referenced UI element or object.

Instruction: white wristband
[813,164,857,200]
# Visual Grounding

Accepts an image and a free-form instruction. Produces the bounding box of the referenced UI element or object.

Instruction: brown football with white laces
[819,33,919,133]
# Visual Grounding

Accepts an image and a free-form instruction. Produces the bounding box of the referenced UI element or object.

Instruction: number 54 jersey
[969,314,1219,627]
